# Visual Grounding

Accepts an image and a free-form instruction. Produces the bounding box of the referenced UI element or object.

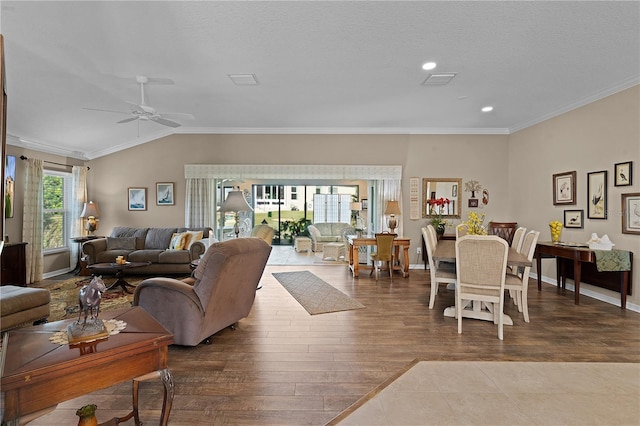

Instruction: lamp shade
[220,190,253,213]
[384,200,401,216]
[350,202,362,211]
[80,201,100,218]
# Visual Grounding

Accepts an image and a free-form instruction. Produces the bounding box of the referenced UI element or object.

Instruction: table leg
[621,271,628,310]
[351,243,359,277]
[402,245,410,277]
[105,270,135,293]
[536,252,542,291]
[111,369,174,426]
[573,259,581,305]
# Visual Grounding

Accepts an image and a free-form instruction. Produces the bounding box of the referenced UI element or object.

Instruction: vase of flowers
[428,197,451,236]
[462,212,488,235]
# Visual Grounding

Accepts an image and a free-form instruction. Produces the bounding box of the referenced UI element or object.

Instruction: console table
[1,242,27,286]
[535,242,633,309]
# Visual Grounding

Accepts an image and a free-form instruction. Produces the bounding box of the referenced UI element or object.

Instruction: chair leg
[456,292,463,334]
[522,288,530,323]
[429,282,437,309]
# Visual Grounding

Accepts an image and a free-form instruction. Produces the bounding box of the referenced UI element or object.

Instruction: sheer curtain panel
[22,158,44,284]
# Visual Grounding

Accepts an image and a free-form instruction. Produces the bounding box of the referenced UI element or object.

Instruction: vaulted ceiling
[2,1,639,160]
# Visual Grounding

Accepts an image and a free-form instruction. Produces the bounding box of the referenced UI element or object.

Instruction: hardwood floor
[26,263,640,425]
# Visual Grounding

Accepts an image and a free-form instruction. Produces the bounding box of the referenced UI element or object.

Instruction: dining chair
[507,226,527,276]
[425,224,438,249]
[369,232,397,281]
[489,221,518,245]
[455,223,467,238]
[455,235,509,340]
[422,227,456,309]
[504,230,540,323]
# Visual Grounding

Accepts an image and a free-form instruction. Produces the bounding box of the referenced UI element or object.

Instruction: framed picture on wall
[361,199,368,210]
[614,161,632,187]
[156,182,175,205]
[621,193,640,235]
[128,187,147,211]
[552,171,576,205]
[587,170,607,219]
[563,209,584,229]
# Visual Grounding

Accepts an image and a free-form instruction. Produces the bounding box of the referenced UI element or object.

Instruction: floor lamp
[220,189,253,238]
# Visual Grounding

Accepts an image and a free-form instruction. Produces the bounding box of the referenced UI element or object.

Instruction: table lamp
[384,200,401,233]
[220,189,253,238]
[80,201,100,236]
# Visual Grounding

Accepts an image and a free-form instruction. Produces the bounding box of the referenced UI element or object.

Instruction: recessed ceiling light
[228,74,258,85]
[422,62,437,71]
[481,106,494,112]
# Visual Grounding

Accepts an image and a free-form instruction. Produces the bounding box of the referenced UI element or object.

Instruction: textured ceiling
[2,1,639,160]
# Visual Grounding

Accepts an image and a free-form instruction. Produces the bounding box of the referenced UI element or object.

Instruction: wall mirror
[422,178,462,218]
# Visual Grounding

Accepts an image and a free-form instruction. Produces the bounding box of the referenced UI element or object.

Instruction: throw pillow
[184,230,204,248]
[169,232,188,250]
[106,237,137,250]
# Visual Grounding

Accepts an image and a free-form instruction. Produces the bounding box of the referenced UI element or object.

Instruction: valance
[184,164,402,180]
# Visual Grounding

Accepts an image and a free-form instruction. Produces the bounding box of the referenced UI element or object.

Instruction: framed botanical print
[552,171,576,205]
[156,182,175,206]
[587,170,607,219]
[128,187,147,211]
[563,209,584,229]
[621,193,640,235]
[614,161,632,186]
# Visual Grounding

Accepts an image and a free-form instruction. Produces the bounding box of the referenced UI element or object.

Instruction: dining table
[432,239,533,325]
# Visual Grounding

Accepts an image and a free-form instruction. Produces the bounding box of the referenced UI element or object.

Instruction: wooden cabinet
[1,242,27,285]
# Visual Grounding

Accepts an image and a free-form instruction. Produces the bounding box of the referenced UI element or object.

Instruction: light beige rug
[272,270,365,315]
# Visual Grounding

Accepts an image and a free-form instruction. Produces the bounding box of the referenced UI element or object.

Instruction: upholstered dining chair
[455,235,509,340]
[425,224,438,249]
[504,230,540,323]
[370,232,397,281]
[507,227,527,276]
[422,227,457,309]
[455,223,467,238]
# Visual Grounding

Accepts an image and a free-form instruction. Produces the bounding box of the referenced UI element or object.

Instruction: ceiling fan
[85,75,194,128]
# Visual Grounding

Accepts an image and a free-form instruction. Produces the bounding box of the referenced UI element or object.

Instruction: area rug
[272,270,365,315]
[33,275,188,322]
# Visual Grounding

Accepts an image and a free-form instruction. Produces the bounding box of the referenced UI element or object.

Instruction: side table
[294,237,312,253]
[87,261,151,293]
[71,236,103,275]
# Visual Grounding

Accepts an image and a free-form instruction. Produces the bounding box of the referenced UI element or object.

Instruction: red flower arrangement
[428,197,451,233]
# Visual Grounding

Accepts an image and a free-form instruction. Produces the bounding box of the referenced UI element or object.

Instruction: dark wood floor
[27,265,640,425]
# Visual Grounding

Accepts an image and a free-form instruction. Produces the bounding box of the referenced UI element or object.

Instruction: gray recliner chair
[133,238,272,346]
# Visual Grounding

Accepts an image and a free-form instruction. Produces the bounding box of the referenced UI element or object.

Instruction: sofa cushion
[111,227,149,249]
[145,228,178,250]
[106,236,137,250]
[158,250,191,264]
[128,250,163,263]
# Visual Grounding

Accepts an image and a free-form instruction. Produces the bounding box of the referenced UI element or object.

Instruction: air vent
[228,74,258,85]
[422,73,457,86]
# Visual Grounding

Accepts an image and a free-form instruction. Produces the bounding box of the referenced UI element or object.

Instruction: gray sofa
[133,238,272,346]
[82,226,214,275]
[307,222,355,252]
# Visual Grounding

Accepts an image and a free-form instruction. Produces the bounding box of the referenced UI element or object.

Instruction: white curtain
[22,158,44,284]
[372,179,403,235]
[70,166,88,270]
[185,177,215,228]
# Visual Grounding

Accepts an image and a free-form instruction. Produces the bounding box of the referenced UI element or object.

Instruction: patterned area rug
[33,275,188,322]
[272,270,365,315]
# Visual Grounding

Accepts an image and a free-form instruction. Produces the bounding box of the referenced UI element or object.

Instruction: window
[43,170,71,252]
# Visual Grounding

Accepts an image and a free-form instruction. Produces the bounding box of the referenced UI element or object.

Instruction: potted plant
[281,217,311,242]
[428,197,451,236]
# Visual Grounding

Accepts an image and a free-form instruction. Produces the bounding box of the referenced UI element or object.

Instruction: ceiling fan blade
[117,117,138,124]
[84,107,130,115]
[159,112,195,120]
[151,117,181,128]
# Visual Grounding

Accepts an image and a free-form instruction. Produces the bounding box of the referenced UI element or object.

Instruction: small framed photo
[361,199,368,210]
[563,209,584,229]
[552,171,576,205]
[614,161,632,186]
[621,193,640,235]
[156,182,175,206]
[468,198,479,208]
[128,187,147,211]
[587,170,607,219]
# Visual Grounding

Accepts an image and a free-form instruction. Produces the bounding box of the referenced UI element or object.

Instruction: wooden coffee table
[0,306,174,425]
[88,261,151,293]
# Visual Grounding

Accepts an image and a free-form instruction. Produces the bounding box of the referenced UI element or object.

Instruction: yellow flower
[462,212,488,235]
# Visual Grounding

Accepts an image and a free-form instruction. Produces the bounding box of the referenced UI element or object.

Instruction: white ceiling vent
[422,73,457,86]
[228,74,259,85]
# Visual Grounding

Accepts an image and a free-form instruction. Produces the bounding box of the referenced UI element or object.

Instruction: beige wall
[508,85,640,305]
[7,85,639,306]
